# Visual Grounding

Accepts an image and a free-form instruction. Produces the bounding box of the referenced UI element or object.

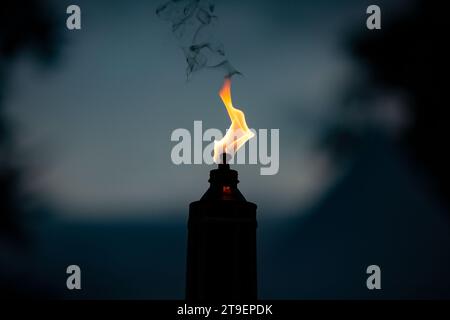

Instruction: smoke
[156,0,240,79]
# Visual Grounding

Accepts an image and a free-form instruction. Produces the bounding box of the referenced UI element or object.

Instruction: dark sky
[6,0,407,217]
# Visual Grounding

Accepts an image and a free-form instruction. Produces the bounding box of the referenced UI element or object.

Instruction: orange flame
[213,78,255,163]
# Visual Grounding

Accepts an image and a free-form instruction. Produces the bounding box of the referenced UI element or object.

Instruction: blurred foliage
[0,0,59,240]
[324,1,449,207]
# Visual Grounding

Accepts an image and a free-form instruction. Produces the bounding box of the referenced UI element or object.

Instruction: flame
[213,78,255,163]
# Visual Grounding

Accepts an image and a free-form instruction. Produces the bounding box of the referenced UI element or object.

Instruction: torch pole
[186,154,257,301]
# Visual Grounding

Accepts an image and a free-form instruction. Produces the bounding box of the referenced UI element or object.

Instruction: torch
[186,78,257,301]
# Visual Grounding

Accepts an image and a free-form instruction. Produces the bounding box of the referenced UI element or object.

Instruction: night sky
[7,0,406,216]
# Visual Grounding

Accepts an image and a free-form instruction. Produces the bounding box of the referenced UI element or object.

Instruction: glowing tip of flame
[213,78,255,164]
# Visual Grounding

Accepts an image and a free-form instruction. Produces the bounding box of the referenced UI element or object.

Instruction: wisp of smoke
[156,0,240,79]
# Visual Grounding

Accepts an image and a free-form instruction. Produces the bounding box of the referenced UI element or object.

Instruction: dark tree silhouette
[0,0,59,240]
[324,1,449,208]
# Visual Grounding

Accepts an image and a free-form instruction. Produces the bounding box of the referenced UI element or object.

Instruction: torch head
[202,153,245,201]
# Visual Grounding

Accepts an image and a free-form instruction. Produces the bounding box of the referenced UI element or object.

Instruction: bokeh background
[1,0,450,299]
